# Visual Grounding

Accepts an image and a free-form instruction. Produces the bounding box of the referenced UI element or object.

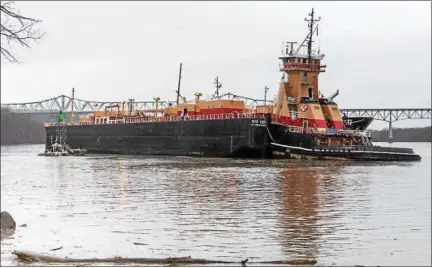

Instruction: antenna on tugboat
[213,76,222,99]
[304,8,321,65]
[176,63,183,106]
[294,8,321,62]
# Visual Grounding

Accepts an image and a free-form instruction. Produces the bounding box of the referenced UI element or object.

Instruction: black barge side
[45,117,273,158]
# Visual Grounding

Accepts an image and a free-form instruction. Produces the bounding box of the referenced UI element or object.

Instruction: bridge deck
[1,93,430,122]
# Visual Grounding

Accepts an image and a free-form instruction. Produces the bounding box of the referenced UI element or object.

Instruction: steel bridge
[1,93,431,142]
[0,93,267,114]
[340,108,431,141]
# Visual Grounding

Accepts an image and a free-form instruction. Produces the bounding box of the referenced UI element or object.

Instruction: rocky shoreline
[1,211,16,230]
[1,211,16,242]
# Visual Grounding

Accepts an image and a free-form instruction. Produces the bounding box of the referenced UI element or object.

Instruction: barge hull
[44,118,273,158]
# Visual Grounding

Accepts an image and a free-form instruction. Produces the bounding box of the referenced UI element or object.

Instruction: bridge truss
[340,108,431,142]
[1,95,172,114]
[0,93,266,114]
[339,108,431,122]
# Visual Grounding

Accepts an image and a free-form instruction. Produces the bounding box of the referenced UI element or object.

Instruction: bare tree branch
[0,1,45,63]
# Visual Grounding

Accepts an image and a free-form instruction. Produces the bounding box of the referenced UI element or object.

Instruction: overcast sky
[1,1,430,129]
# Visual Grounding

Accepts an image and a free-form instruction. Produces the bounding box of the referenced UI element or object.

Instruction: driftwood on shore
[13,250,317,266]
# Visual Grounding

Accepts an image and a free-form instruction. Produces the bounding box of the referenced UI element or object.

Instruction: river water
[1,143,431,266]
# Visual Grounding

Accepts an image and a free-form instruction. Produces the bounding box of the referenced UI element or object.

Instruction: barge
[43,9,421,161]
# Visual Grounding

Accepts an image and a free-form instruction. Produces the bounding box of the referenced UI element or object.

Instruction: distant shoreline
[1,108,45,146]
[369,126,431,142]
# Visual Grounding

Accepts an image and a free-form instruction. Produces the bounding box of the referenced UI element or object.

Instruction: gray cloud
[1,1,430,129]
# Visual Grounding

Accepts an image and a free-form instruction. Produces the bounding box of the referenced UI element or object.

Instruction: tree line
[370,126,431,142]
[1,108,45,145]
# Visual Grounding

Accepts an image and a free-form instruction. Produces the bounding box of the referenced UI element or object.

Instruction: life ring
[300,104,308,112]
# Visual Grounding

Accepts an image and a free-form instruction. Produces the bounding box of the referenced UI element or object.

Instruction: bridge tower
[388,113,393,143]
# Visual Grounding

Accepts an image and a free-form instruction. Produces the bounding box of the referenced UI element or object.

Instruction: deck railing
[281,63,321,71]
[287,125,371,138]
[43,112,371,138]
[43,113,263,127]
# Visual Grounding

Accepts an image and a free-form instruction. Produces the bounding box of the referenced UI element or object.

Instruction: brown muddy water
[1,143,431,266]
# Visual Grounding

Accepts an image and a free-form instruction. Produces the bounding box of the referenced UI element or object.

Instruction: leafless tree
[0,1,45,63]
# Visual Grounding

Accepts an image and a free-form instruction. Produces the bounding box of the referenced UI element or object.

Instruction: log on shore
[12,250,317,265]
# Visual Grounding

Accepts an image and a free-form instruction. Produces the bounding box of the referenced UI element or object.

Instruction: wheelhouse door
[302,120,308,130]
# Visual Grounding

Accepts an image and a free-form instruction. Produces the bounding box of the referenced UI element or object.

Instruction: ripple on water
[1,143,431,266]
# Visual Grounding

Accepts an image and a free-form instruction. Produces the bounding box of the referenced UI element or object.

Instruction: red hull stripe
[276,116,328,128]
[275,116,344,129]
[199,108,243,114]
[171,110,345,130]
[177,108,243,116]
[330,120,344,129]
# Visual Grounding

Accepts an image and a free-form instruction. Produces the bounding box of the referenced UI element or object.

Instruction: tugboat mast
[294,8,321,63]
[304,8,321,65]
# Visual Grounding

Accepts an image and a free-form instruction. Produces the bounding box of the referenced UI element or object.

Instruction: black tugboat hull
[266,121,421,161]
[343,117,374,131]
[270,143,422,161]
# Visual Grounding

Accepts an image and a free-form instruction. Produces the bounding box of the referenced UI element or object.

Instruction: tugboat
[42,9,421,161]
[264,8,420,161]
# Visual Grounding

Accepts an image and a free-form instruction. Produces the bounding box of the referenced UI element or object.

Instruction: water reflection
[0,229,15,242]
[116,159,129,205]
[277,162,363,261]
[1,144,430,266]
[278,165,323,259]
[54,158,76,212]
